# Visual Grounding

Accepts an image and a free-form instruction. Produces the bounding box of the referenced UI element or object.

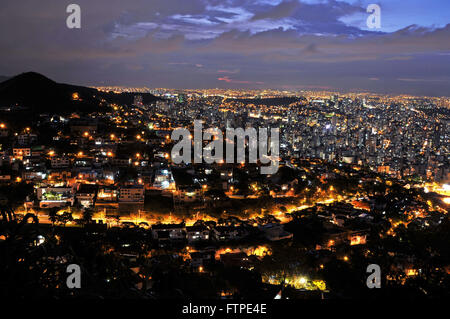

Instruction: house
[0,172,11,183]
[23,155,45,170]
[331,213,347,227]
[31,145,45,157]
[76,183,98,207]
[0,127,8,137]
[171,168,203,202]
[37,186,75,208]
[189,250,215,268]
[36,186,74,200]
[110,157,131,167]
[186,225,210,242]
[173,186,203,203]
[119,185,145,203]
[97,186,118,202]
[219,252,257,269]
[212,226,249,241]
[349,232,367,246]
[17,133,37,145]
[51,157,70,168]
[102,168,119,183]
[13,147,31,158]
[22,169,46,181]
[258,223,293,241]
[69,118,98,135]
[75,168,101,181]
[47,168,72,181]
[152,222,186,241]
[152,168,175,190]
[217,166,233,180]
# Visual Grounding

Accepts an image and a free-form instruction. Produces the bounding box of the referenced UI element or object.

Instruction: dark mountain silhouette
[0,76,10,83]
[0,72,159,115]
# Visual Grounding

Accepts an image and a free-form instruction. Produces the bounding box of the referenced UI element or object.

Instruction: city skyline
[1,0,450,96]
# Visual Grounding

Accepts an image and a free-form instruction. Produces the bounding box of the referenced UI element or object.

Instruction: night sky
[1,0,450,96]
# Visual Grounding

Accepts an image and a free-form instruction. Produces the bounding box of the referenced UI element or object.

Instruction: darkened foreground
[1,198,448,299]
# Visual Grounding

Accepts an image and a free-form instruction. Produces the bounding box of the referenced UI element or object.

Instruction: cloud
[0,0,449,95]
[397,78,447,82]
[201,24,450,64]
[280,84,334,90]
[168,62,203,68]
[385,56,413,61]
[218,76,264,85]
[251,1,300,21]
[217,69,240,74]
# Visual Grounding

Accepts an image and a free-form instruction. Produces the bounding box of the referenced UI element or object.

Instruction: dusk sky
[1,0,450,96]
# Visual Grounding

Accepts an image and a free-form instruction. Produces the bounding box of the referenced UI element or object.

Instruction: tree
[81,208,94,225]
[114,215,121,226]
[56,211,73,227]
[48,208,58,226]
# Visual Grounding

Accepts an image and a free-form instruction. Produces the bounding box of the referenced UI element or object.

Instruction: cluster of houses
[151,220,293,245]
[31,183,145,211]
[1,116,301,215]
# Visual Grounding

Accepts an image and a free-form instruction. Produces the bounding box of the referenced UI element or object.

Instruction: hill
[0,72,159,115]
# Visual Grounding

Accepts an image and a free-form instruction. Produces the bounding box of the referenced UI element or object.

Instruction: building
[186,225,210,242]
[51,157,70,168]
[13,147,31,158]
[152,222,186,241]
[118,185,145,203]
[17,133,37,145]
[69,118,98,135]
[76,183,98,207]
[173,186,203,203]
[36,186,75,208]
[212,226,249,241]
[189,250,215,268]
[258,223,293,241]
